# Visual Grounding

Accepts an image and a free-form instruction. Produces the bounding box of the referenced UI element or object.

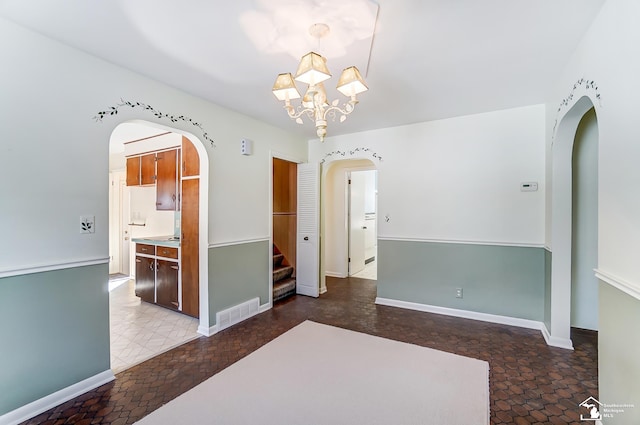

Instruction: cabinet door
[126,156,141,186]
[181,178,199,318]
[140,153,156,186]
[156,149,177,210]
[182,136,200,177]
[135,256,155,303]
[156,259,179,310]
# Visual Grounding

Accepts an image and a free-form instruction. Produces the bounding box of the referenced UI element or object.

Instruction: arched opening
[549,96,599,349]
[108,120,209,371]
[571,108,599,331]
[322,158,378,290]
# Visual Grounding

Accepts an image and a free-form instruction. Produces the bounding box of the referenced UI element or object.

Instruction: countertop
[132,235,180,248]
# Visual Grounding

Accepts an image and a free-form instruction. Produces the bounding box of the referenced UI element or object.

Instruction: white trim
[375,297,544,330]
[208,238,270,249]
[595,268,640,302]
[325,271,346,278]
[376,237,545,249]
[0,258,110,279]
[541,323,574,350]
[0,370,114,425]
[259,302,271,314]
[181,175,199,181]
[197,324,218,337]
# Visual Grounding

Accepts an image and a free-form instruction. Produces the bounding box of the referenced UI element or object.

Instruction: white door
[119,178,131,276]
[296,162,320,297]
[348,171,367,275]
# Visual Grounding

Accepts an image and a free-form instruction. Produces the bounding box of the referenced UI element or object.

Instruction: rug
[135,320,489,425]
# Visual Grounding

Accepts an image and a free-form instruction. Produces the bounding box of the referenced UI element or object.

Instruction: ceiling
[1,0,605,142]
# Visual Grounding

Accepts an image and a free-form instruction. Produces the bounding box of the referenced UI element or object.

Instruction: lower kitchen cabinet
[156,259,179,310]
[135,255,155,303]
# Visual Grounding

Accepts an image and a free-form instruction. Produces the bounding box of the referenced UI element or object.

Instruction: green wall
[378,240,545,321]
[208,241,270,325]
[544,248,552,332]
[599,282,640,424]
[0,264,110,415]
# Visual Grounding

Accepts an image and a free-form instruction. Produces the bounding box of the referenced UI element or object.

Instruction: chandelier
[271,23,369,142]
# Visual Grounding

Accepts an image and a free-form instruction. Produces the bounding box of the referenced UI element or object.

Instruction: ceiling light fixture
[272,23,368,142]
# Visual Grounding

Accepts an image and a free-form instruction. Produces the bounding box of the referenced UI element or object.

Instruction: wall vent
[216,297,260,332]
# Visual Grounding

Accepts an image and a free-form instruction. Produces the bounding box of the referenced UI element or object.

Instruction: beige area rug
[136,321,489,425]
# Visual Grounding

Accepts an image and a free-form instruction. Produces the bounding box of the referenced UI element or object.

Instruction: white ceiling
[1,0,605,142]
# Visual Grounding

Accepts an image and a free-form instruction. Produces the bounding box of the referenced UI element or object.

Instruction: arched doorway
[549,96,599,349]
[108,121,209,371]
[322,158,378,289]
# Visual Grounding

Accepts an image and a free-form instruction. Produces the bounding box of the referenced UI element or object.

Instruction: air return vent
[216,297,260,332]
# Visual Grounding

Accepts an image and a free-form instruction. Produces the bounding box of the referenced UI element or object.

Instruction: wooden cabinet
[156,259,179,310]
[156,149,178,211]
[126,153,156,186]
[126,156,141,186]
[140,153,156,185]
[181,179,199,318]
[134,242,180,312]
[135,255,155,303]
[182,136,200,177]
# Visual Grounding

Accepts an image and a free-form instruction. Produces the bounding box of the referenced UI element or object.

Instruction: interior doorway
[107,123,203,372]
[550,95,599,349]
[348,169,378,280]
[272,157,298,302]
[570,107,599,330]
[322,159,377,284]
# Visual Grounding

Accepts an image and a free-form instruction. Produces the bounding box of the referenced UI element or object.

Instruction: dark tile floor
[22,277,597,425]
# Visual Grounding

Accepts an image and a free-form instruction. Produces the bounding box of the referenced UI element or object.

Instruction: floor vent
[216,297,260,332]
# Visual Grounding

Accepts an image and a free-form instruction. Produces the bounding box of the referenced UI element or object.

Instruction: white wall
[0,16,306,275]
[312,104,546,246]
[545,0,640,418]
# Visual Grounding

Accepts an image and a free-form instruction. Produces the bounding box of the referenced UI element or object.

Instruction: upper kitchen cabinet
[155,149,178,211]
[126,153,156,186]
[182,136,200,177]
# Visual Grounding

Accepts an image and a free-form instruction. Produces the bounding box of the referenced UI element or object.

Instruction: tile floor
[109,279,199,373]
[24,276,597,425]
[352,258,377,280]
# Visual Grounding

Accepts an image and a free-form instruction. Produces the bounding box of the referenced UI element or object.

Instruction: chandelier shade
[294,52,332,86]
[272,73,301,101]
[336,66,368,97]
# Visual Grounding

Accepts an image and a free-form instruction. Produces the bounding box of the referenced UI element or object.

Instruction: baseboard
[375,297,545,331]
[197,324,217,337]
[0,370,114,425]
[541,324,574,350]
[325,271,346,278]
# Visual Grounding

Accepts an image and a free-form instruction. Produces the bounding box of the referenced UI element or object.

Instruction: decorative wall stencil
[552,78,602,135]
[321,147,382,163]
[94,99,216,147]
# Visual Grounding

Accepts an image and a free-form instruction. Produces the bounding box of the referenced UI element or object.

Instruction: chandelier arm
[284,104,315,120]
[321,100,359,120]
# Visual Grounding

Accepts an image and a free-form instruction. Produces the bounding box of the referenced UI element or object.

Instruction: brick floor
[21,276,597,424]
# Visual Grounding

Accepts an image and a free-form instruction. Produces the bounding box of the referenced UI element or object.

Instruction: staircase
[273,245,296,302]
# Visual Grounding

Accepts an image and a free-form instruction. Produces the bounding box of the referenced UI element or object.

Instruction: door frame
[269,151,304,307]
[344,164,377,276]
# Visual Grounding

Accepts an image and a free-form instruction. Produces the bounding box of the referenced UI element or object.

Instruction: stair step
[273,265,294,283]
[273,253,284,267]
[273,277,296,302]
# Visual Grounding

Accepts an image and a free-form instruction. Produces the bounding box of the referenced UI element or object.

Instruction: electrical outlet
[456,288,463,299]
[80,215,95,234]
